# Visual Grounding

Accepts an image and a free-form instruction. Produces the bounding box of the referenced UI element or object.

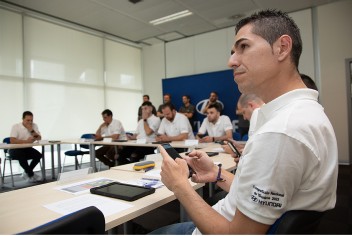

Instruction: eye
[230,50,235,55]
[240,43,248,50]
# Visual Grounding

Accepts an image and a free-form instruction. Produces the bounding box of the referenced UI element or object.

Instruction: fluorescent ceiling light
[150,10,193,25]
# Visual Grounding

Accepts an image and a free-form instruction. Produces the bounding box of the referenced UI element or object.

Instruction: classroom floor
[1,163,351,234]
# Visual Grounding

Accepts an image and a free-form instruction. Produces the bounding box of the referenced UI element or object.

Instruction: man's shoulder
[12,123,22,129]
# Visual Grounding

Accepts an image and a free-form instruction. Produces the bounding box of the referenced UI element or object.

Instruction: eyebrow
[234,38,248,49]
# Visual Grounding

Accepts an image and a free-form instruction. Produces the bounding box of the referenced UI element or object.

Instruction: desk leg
[57,144,62,173]
[123,221,133,234]
[41,146,46,180]
[51,145,55,179]
[90,144,97,172]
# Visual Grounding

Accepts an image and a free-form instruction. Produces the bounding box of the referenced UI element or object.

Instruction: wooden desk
[0,141,60,180]
[88,140,202,171]
[0,168,204,234]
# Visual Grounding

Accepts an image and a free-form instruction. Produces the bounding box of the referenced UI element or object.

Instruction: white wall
[141,43,166,108]
[0,8,143,141]
[317,0,352,164]
[142,3,351,163]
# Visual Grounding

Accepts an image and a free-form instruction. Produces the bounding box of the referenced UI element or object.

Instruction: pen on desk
[142,177,160,181]
[144,167,154,172]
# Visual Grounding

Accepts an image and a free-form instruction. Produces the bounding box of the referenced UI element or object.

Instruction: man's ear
[275,35,292,62]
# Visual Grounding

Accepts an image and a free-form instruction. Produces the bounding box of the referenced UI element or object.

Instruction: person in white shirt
[196,103,233,143]
[237,93,264,137]
[9,111,42,183]
[156,103,195,142]
[122,101,161,162]
[94,109,126,167]
[222,93,265,163]
[151,9,338,234]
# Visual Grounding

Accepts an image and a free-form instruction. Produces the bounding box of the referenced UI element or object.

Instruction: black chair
[62,133,94,172]
[267,210,326,234]
[18,206,105,235]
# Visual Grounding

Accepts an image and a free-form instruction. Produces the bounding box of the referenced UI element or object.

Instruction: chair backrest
[18,206,105,235]
[3,137,10,155]
[80,133,95,150]
[267,210,325,234]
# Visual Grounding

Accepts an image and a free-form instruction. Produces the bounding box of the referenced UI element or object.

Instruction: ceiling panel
[1,0,343,44]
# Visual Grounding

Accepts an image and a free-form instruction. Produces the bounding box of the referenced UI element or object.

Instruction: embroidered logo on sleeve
[250,185,284,208]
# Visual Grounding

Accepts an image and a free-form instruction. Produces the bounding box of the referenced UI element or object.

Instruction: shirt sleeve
[149,117,161,132]
[179,114,190,134]
[10,124,18,138]
[223,116,233,131]
[157,119,166,134]
[198,118,207,134]
[235,133,314,225]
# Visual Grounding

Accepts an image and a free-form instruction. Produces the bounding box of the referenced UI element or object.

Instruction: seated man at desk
[123,101,161,162]
[156,103,194,142]
[9,111,42,182]
[94,109,126,167]
[196,103,233,143]
[222,93,264,162]
[151,10,338,234]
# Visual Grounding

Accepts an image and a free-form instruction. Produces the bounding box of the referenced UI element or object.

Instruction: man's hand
[155,134,168,142]
[199,136,213,143]
[159,145,190,191]
[184,150,218,183]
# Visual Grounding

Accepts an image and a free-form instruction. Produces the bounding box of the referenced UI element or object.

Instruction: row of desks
[0,141,236,234]
[1,140,212,178]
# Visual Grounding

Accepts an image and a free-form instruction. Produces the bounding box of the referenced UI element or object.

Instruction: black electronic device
[227,142,241,157]
[152,141,170,144]
[90,182,155,201]
[205,152,219,157]
[185,151,219,157]
[160,143,193,178]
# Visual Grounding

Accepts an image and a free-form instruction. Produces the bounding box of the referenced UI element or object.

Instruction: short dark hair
[102,109,113,117]
[300,74,318,91]
[142,101,153,107]
[235,9,302,69]
[182,95,190,100]
[22,111,33,119]
[143,95,150,99]
[208,103,221,112]
[210,91,218,97]
[161,102,176,111]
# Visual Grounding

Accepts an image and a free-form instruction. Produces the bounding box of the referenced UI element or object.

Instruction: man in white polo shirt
[156,103,194,142]
[9,111,42,183]
[196,103,233,143]
[152,9,338,235]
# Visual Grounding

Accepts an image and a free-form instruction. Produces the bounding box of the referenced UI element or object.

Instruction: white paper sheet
[55,177,117,195]
[44,194,133,217]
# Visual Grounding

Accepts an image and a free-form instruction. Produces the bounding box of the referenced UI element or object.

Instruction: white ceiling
[1,0,341,45]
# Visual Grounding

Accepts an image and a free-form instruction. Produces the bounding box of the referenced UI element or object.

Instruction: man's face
[209,93,217,102]
[22,115,33,127]
[206,108,220,123]
[228,24,278,96]
[102,114,112,125]
[182,96,189,104]
[241,105,253,121]
[141,105,151,115]
[164,95,170,103]
[143,96,149,102]
[162,107,176,122]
